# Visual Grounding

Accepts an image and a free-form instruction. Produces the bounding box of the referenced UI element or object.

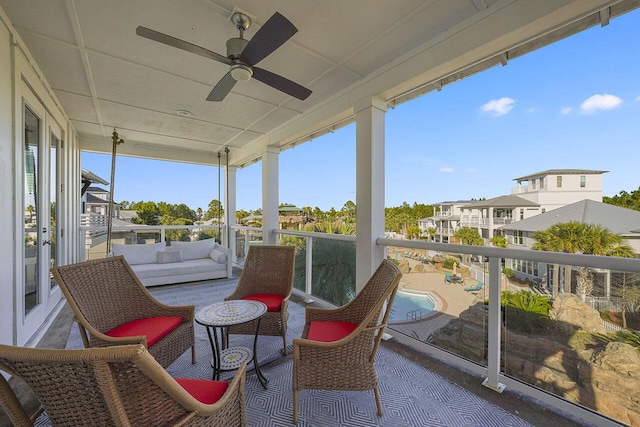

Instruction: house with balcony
[459,169,608,243]
[418,200,472,243]
[2,2,640,426]
[511,169,607,210]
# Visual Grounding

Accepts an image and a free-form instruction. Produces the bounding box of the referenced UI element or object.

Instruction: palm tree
[533,222,636,299]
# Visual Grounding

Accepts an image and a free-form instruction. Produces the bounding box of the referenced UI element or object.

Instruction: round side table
[196,300,268,388]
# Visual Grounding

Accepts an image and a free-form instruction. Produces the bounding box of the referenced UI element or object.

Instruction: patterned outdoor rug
[58,279,532,427]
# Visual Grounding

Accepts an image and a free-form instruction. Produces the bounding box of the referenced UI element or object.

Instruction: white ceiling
[1,0,637,168]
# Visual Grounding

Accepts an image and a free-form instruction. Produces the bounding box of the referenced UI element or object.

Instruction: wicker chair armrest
[0,370,33,426]
[90,332,148,348]
[148,360,247,418]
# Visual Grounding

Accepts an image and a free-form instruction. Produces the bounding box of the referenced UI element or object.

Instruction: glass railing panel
[386,247,490,365]
[81,224,228,261]
[167,226,221,245]
[309,237,356,306]
[278,235,306,292]
[83,229,162,260]
[501,258,640,425]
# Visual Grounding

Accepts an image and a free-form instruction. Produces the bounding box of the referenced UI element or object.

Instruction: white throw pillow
[209,247,227,264]
[170,239,217,260]
[157,249,184,264]
[112,241,166,265]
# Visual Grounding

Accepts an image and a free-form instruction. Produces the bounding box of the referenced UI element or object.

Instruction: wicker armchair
[0,344,247,426]
[51,256,195,368]
[292,259,402,423]
[224,245,295,355]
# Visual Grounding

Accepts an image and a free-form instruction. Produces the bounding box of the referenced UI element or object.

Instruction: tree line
[603,186,640,211]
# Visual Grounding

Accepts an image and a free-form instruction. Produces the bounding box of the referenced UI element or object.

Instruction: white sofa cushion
[209,247,227,263]
[112,242,166,265]
[157,249,184,264]
[170,239,217,261]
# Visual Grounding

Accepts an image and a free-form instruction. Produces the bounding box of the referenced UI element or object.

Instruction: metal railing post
[483,255,505,392]
[304,236,314,303]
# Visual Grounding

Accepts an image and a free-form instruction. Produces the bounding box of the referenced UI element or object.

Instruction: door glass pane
[24,107,40,314]
[50,131,58,289]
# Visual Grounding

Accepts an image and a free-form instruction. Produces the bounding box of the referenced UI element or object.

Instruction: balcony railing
[80,222,640,426]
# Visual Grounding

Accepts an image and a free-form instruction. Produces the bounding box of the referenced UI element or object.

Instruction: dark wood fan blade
[136,26,232,65]
[240,12,297,66]
[252,67,311,100]
[206,72,237,101]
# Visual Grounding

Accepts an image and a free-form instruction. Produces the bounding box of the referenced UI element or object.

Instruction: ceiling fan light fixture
[230,64,252,82]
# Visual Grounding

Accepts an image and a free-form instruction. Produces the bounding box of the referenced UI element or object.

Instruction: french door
[18,85,63,345]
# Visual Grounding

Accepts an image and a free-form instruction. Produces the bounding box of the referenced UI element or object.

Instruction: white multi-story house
[499,199,640,287]
[459,169,607,243]
[418,200,472,243]
[510,169,607,210]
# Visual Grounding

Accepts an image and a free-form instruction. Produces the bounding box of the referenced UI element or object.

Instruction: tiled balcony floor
[2,274,594,426]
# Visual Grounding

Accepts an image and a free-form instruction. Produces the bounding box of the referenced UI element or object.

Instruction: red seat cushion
[241,294,284,312]
[307,321,358,342]
[105,316,182,347]
[175,378,228,404]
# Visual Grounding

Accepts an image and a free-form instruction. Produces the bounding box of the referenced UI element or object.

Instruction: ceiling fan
[136,11,312,102]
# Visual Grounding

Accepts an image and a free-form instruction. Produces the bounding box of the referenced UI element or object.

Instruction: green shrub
[501,290,551,335]
[442,257,457,269]
[593,330,640,351]
[502,267,514,279]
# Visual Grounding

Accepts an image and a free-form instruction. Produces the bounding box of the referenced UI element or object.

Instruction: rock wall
[430,297,640,425]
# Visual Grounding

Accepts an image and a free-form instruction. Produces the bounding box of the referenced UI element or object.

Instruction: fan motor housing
[227,38,249,60]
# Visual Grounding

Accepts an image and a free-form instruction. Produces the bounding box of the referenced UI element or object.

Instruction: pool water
[389,291,436,322]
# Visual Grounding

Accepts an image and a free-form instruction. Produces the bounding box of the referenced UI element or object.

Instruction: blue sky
[82,10,640,212]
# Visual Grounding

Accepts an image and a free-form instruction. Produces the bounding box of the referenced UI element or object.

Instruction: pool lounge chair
[464,282,484,292]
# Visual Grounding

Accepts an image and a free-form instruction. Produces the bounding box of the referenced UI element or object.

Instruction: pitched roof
[81,168,108,185]
[435,200,474,205]
[499,200,640,235]
[461,195,539,209]
[513,169,608,181]
[85,193,108,204]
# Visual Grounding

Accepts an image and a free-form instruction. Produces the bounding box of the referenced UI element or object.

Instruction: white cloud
[525,108,536,114]
[580,94,623,114]
[480,97,515,117]
[440,167,454,173]
[560,107,572,115]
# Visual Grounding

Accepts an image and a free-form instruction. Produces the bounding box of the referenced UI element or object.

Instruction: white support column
[225,166,237,254]
[355,96,387,292]
[262,146,279,246]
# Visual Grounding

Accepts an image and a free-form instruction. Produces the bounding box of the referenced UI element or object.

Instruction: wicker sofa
[111,239,232,287]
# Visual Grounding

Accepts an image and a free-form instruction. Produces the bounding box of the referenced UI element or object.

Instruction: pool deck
[389,257,481,341]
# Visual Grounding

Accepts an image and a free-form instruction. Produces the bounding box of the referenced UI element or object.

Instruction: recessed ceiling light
[177,110,193,116]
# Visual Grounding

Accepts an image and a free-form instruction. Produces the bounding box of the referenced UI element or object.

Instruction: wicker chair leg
[292,387,298,423]
[282,334,287,356]
[191,345,196,364]
[374,386,383,416]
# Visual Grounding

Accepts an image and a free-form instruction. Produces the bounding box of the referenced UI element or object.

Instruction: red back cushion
[175,378,228,404]
[241,294,284,312]
[307,321,358,342]
[105,316,182,347]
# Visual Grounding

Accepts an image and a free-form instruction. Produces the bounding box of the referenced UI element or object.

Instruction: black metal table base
[204,317,268,389]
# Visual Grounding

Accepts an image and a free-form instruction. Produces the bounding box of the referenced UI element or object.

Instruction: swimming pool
[389,289,440,323]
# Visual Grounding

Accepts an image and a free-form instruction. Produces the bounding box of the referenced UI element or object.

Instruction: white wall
[0,14,15,345]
